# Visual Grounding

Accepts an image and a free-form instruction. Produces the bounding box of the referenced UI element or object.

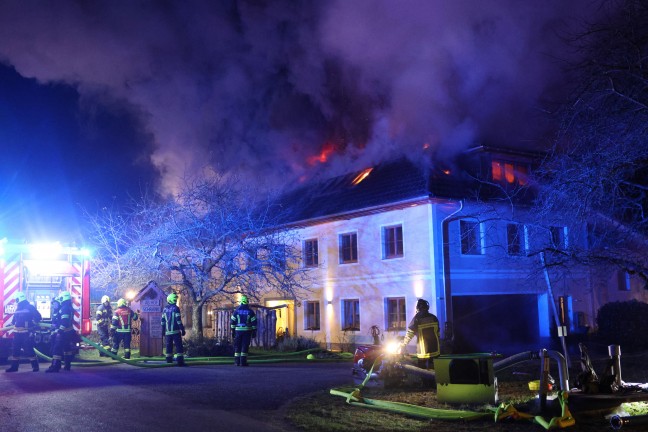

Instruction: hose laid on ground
[330,353,577,429]
[330,353,492,422]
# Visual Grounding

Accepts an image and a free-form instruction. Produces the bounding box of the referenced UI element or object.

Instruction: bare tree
[85,198,160,298]
[87,174,314,343]
[534,0,648,287]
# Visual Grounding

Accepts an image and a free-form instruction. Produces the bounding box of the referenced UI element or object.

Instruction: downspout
[440,200,464,343]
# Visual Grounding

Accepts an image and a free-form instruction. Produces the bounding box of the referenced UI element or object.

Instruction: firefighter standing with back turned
[230,295,256,366]
[95,295,112,356]
[161,293,186,366]
[46,291,76,372]
[110,298,138,359]
[5,292,41,373]
[401,298,441,370]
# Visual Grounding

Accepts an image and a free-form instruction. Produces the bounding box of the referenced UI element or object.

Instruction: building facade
[257,148,648,354]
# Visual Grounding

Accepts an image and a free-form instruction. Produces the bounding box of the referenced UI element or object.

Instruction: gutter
[440,200,464,342]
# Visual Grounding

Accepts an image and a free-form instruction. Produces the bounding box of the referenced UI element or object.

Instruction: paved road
[0,360,354,432]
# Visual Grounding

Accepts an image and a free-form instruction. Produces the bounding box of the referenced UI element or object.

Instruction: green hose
[331,353,578,429]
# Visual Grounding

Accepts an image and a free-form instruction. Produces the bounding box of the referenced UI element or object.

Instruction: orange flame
[307,142,336,166]
[352,168,373,186]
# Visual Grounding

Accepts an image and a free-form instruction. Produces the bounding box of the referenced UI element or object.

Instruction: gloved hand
[252,331,257,339]
[181,329,186,337]
[231,330,236,340]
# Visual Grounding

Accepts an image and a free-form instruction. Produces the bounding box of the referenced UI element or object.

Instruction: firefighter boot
[45,360,61,373]
[63,355,72,371]
[5,360,19,373]
[176,355,187,367]
[166,356,173,364]
[234,355,240,366]
[241,356,248,367]
[31,360,39,372]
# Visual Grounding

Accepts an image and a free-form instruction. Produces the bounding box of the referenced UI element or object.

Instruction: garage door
[452,294,540,355]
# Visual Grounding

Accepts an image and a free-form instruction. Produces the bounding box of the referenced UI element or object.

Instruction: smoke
[0,0,600,195]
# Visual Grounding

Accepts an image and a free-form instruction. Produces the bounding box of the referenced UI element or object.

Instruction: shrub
[275,335,321,352]
[596,300,648,352]
[183,336,234,357]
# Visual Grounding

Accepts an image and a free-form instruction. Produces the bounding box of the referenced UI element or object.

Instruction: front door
[264,299,294,339]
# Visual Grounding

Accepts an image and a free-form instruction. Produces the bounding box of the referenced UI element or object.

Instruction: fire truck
[0,239,92,361]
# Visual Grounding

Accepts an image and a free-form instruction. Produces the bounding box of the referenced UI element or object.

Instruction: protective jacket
[96,303,113,329]
[230,304,257,334]
[56,300,75,333]
[403,310,440,359]
[111,306,139,333]
[12,299,42,333]
[161,304,185,336]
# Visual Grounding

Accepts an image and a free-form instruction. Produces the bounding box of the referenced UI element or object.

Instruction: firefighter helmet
[416,298,430,312]
[117,298,127,307]
[15,292,27,304]
[59,291,72,302]
[167,293,178,305]
[101,295,110,304]
[240,295,249,305]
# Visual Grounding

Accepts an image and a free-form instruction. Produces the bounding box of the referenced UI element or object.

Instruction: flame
[352,167,373,186]
[307,142,336,166]
[442,169,451,175]
[422,142,431,150]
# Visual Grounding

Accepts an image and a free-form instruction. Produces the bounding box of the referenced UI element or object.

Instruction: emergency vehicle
[0,239,91,361]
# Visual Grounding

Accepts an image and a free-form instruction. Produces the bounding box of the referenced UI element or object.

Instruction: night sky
[0,0,602,242]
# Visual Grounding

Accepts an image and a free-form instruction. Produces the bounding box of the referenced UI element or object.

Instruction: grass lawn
[281,350,648,432]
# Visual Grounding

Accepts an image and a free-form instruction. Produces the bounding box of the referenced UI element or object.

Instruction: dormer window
[491,160,528,186]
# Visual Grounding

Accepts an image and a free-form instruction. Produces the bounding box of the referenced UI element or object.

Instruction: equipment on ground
[0,239,91,361]
[352,340,431,388]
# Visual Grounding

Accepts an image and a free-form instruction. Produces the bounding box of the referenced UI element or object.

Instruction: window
[386,297,406,330]
[304,301,320,330]
[342,299,360,331]
[460,220,483,255]
[507,223,526,256]
[339,232,358,264]
[550,226,568,250]
[253,244,286,270]
[383,225,403,259]
[303,239,319,267]
[491,160,529,186]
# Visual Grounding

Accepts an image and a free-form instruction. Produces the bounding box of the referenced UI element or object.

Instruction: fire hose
[20,323,350,367]
[330,352,577,429]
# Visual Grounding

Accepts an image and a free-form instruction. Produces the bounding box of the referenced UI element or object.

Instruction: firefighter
[401,298,440,370]
[230,295,256,367]
[95,295,113,356]
[161,293,186,366]
[5,292,41,373]
[110,298,138,359]
[46,291,76,372]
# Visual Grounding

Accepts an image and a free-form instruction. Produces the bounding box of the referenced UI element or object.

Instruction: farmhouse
[219,146,648,354]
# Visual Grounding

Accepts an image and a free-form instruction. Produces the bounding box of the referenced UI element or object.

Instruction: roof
[272,157,475,226]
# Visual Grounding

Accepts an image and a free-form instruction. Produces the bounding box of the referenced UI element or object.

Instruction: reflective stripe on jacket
[111,306,139,333]
[161,304,185,336]
[96,304,113,327]
[403,311,440,359]
[230,304,257,332]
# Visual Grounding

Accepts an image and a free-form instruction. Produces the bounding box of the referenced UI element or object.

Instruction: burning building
[252,145,648,354]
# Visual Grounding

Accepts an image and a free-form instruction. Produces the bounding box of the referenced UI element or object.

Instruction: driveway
[0,361,354,432]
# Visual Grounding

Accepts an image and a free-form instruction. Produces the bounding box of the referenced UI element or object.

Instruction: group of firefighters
[5,291,257,371]
[6,292,436,371]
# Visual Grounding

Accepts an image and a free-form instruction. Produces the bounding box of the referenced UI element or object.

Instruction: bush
[183,336,234,357]
[275,336,321,352]
[596,300,648,352]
